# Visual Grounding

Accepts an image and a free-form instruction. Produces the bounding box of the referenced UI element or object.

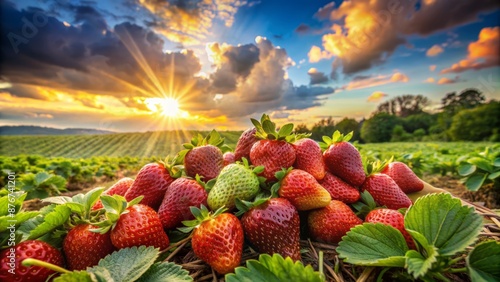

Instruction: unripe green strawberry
[208,159,262,211]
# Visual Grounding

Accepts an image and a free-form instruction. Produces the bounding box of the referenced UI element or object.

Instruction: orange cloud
[425,77,435,83]
[442,27,499,73]
[308,45,333,63]
[344,72,409,90]
[437,76,461,84]
[138,0,247,45]
[367,91,387,102]
[429,65,437,71]
[391,72,409,82]
[426,45,444,56]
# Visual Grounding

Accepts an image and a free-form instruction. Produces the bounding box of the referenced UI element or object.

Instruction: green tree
[294,123,310,134]
[391,125,411,142]
[376,95,430,117]
[402,112,437,134]
[448,101,500,141]
[335,118,361,141]
[361,113,402,143]
[441,88,485,114]
[310,117,335,141]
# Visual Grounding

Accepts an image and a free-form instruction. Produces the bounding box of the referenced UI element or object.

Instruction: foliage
[375,95,429,117]
[310,117,336,141]
[335,118,361,141]
[448,101,500,141]
[402,112,437,134]
[337,193,484,281]
[18,172,67,200]
[441,88,485,114]
[360,113,401,143]
[50,246,193,282]
[226,253,324,282]
[458,145,500,191]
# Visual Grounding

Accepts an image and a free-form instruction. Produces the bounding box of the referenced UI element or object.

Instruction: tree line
[295,88,500,143]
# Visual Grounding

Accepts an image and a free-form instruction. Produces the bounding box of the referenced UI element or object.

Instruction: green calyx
[178,205,227,233]
[270,167,293,197]
[365,157,393,176]
[89,195,144,234]
[160,156,183,179]
[42,187,106,226]
[251,114,295,141]
[177,129,230,161]
[351,191,380,219]
[234,193,271,217]
[319,130,353,150]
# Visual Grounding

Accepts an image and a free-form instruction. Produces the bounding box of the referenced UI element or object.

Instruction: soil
[423,174,500,209]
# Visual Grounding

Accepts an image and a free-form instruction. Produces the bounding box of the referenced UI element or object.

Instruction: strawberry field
[1,115,499,281]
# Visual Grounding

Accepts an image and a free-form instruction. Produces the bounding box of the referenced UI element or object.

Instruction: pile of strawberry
[0,114,426,281]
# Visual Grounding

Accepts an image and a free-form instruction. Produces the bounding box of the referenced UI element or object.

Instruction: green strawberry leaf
[337,223,408,267]
[458,163,476,176]
[225,253,324,282]
[467,240,500,282]
[28,204,71,240]
[405,230,438,279]
[53,271,93,282]
[92,246,159,282]
[465,173,488,191]
[0,211,39,232]
[278,123,294,138]
[467,157,494,173]
[404,193,483,256]
[0,192,26,216]
[137,261,193,282]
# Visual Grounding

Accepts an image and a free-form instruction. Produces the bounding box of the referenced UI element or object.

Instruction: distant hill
[0,126,115,136]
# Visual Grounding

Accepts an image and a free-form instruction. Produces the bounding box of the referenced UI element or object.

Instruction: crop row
[0,131,242,158]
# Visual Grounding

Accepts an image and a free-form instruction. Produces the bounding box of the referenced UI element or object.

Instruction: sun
[144,97,180,117]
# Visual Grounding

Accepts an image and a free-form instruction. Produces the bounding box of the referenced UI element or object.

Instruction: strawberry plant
[458,145,500,191]
[337,193,496,281]
[22,246,192,281]
[18,171,67,200]
[225,253,325,282]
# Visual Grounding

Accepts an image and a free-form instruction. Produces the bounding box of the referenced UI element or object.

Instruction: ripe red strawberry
[0,240,64,282]
[275,168,331,211]
[182,206,243,274]
[111,204,170,250]
[293,138,326,180]
[158,177,208,230]
[365,209,416,249]
[321,131,365,187]
[63,224,115,270]
[183,130,224,181]
[124,162,176,210]
[234,127,258,162]
[239,198,301,261]
[93,177,134,210]
[362,173,412,210]
[382,162,424,193]
[249,115,296,182]
[308,200,363,244]
[319,172,360,204]
[223,152,236,166]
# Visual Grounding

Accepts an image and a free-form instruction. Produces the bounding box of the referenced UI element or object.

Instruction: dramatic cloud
[308,45,333,63]
[207,37,335,118]
[137,0,249,45]
[367,91,387,102]
[307,68,329,85]
[426,45,444,57]
[343,72,408,90]
[441,27,500,73]
[311,0,499,74]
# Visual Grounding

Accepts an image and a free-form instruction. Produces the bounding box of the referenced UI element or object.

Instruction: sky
[0,0,499,132]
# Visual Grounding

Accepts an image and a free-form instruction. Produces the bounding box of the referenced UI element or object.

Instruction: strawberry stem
[22,258,70,274]
[318,251,324,278]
